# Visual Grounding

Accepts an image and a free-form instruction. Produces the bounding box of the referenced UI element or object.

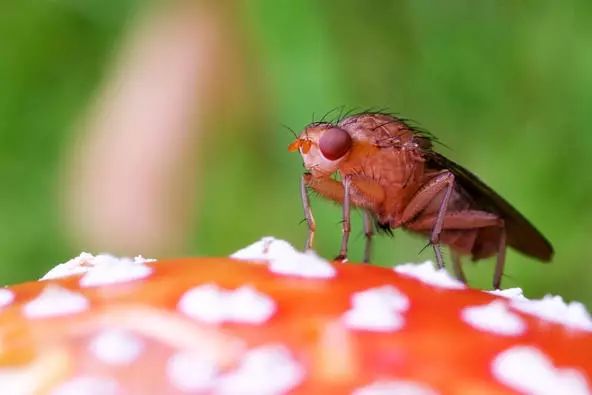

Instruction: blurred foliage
[1,0,591,307]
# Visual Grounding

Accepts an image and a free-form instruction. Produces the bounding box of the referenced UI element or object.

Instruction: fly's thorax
[366,148,427,223]
[352,146,425,187]
[339,113,420,147]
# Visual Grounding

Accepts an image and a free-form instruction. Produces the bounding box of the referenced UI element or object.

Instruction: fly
[288,112,553,288]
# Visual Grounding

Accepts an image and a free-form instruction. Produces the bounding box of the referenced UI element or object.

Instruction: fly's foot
[432,243,445,269]
[334,254,348,262]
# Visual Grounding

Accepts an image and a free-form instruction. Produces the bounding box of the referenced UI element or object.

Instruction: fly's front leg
[336,175,352,261]
[303,173,384,261]
[300,174,316,250]
[363,211,373,263]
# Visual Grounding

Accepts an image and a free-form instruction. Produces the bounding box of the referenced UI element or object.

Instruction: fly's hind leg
[407,210,505,287]
[363,211,374,263]
[493,223,507,289]
[451,251,467,283]
[400,171,455,269]
[430,174,454,269]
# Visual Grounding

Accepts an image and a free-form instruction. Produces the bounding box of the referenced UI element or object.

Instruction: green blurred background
[1,1,591,306]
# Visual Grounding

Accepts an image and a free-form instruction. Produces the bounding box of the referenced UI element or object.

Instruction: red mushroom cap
[0,238,591,394]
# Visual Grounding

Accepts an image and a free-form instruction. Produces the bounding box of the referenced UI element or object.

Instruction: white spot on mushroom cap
[488,287,528,301]
[0,288,14,308]
[510,295,592,332]
[41,252,97,280]
[167,350,218,393]
[167,344,303,394]
[178,284,276,325]
[0,365,36,394]
[23,285,89,319]
[492,346,591,395]
[41,252,155,281]
[461,300,526,336]
[269,249,335,279]
[215,344,304,395]
[231,237,336,279]
[89,329,144,366]
[394,261,465,289]
[490,288,592,332]
[342,285,409,332]
[230,237,297,262]
[78,255,153,288]
[352,380,439,395]
[352,285,410,311]
[50,376,120,395]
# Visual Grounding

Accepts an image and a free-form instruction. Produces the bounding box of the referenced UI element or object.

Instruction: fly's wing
[426,152,553,262]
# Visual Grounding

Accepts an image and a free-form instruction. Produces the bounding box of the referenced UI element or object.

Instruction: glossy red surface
[0,257,590,394]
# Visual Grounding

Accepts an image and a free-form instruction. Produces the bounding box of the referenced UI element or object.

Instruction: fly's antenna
[281,123,299,139]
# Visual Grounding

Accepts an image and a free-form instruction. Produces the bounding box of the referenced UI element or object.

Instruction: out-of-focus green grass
[1,1,591,306]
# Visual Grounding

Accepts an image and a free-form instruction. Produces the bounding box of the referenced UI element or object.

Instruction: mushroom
[0,237,590,394]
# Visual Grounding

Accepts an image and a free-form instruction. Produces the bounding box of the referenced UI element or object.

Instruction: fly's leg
[302,173,385,260]
[300,174,316,250]
[363,211,373,263]
[336,175,352,261]
[451,251,467,283]
[407,210,505,286]
[493,224,507,289]
[400,171,455,269]
[303,174,384,212]
[431,174,455,268]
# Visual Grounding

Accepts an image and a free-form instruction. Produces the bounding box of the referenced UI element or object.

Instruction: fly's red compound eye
[319,127,352,160]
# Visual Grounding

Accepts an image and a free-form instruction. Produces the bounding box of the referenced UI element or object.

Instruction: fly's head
[288,123,353,177]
